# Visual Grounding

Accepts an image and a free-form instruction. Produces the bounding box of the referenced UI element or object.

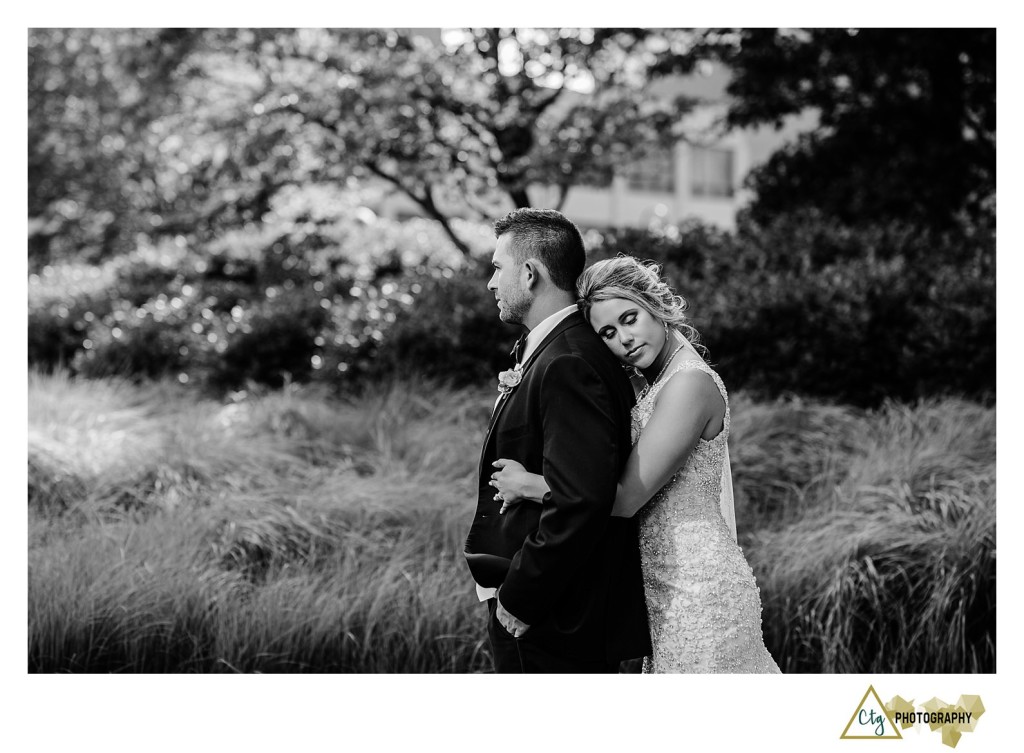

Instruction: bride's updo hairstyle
[577,255,705,355]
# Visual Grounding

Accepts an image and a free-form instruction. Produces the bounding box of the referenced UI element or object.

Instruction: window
[624,147,676,193]
[690,146,734,198]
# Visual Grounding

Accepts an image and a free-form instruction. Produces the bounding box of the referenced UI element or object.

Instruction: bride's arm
[493,370,723,518]
[610,370,723,518]
[490,458,549,509]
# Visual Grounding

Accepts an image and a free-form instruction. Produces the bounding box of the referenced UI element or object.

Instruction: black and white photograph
[15,12,1010,751]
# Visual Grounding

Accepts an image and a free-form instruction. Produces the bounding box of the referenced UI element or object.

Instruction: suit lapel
[486,387,514,435]
[478,311,587,477]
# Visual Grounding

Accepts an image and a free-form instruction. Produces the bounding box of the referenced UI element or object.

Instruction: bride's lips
[625,344,645,360]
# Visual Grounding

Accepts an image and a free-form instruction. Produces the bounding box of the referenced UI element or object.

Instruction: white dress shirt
[477,304,578,602]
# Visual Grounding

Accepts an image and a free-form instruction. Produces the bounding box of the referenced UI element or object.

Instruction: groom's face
[488,235,531,325]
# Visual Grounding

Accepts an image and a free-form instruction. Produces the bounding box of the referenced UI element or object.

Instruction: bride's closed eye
[600,314,637,340]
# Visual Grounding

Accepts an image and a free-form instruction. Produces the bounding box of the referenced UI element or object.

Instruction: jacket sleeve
[497,352,622,625]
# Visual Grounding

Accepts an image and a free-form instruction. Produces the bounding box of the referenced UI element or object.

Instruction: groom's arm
[497,352,622,626]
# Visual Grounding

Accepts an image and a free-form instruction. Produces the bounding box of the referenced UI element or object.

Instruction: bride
[491,256,781,673]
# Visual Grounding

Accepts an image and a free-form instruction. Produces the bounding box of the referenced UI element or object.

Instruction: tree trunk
[362,162,474,257]
[509,187,531,209]
[427,208,473,257]
[554,184,570,212]
[416,188,473,257]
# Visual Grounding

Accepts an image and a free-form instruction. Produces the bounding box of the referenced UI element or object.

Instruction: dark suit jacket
[464,310,651,664]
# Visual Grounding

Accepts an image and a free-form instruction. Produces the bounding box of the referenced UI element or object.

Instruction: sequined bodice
[631,360,731,525]
[630,359,780,674]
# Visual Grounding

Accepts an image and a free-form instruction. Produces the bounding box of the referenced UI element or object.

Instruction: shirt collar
[521,304,577,364]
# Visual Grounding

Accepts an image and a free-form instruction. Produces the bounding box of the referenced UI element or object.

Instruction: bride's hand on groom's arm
[491,459,549,513]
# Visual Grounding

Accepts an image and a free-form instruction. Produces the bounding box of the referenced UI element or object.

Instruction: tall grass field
[28,371,995,673]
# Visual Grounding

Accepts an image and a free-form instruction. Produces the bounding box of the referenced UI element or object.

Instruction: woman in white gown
[491,256,780,673]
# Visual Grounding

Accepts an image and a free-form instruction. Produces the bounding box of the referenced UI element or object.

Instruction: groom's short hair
[493,208,586,293]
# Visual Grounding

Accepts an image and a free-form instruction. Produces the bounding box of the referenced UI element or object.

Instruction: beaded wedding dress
[632,358,781,674]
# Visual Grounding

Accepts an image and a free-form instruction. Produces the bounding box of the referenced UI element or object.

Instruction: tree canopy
[28,29,202,263]
[29,28,691,262]
[28,27,996,267]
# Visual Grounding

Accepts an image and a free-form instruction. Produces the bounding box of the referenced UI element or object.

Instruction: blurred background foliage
[28,28,995,406]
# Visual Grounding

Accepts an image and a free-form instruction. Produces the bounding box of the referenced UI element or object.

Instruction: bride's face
[588,297,666,370]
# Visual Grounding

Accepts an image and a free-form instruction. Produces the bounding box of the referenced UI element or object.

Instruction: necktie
[511,335,526,366]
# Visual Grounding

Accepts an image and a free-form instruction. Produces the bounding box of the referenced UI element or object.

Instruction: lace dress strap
[650,360,730,437]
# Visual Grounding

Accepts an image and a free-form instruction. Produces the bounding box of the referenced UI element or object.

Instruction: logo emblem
[841,685,902,739]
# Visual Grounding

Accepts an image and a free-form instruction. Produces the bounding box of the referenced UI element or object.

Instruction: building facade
[529,64,817,231]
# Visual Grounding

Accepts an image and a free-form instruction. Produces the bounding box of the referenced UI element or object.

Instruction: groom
[464,208,650,673]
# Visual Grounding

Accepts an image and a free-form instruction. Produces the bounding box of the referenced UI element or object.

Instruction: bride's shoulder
[654,361,726,412]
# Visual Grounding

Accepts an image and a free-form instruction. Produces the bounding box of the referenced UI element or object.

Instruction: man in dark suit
[464,208,650,673]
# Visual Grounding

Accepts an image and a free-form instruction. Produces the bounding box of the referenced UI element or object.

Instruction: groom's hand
[496,596,530,638]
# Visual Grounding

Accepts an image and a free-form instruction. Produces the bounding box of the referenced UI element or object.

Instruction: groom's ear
[522,258,546,291]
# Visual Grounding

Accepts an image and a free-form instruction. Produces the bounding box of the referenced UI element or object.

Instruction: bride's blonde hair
[577,255,706,356]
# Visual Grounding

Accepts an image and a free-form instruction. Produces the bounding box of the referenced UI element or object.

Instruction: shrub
[365,255,519,386]
[212,291,328,389]
[29,204,994,405]
[590,211,995,406]
[28,262,117,370]
[28,197,493,391]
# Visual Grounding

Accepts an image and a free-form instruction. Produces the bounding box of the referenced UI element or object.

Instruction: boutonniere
[497,363,523,396]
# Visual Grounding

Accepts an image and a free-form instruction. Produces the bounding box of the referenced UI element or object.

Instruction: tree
[146,28,693,255]
[654,28,996,227]
[29,28,693,260]
[28,28,201,265]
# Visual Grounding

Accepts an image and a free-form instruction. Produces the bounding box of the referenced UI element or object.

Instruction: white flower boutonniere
[497,363,523,397]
